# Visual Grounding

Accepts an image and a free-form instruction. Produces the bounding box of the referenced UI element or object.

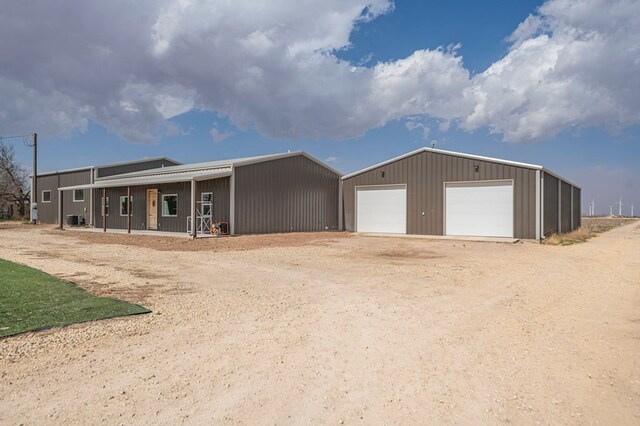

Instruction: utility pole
[632,204,635,217]
[32,132,37,224]
[610,205,613,216]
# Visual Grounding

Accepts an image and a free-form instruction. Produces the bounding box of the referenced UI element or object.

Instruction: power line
[0,134,30,140]
[0,134,33,147]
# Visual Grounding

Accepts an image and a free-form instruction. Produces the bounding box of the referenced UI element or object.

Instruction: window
[201,192,213,217]
[162,194,178,217]
[101,196,109,216]
[41,190,51,203]
[120,196,133,216]
[73,189,85,202]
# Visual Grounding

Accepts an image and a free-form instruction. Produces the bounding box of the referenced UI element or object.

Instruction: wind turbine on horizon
[616,198,623,216]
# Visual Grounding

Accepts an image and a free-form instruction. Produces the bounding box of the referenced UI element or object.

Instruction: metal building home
[56,152,340,236]
[341,147,581,239]
[34,157,181,226]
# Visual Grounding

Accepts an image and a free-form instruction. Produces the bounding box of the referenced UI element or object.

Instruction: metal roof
[93,151,341,181]
[341,147,580,188]
[58,151,342,191]
[37,156,181,177]
[59,167,232,191]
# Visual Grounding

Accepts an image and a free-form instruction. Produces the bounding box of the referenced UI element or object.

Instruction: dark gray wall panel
[96,159,180,178]
[342,150,538,239]
[543,173,559,236]
[37,170,91,224]
[561,181,572,232]
[572,187,581,230]
[234,155,340,234]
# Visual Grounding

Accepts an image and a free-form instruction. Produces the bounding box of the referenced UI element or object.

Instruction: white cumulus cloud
[0,0,638,144]
[462,0,640,142]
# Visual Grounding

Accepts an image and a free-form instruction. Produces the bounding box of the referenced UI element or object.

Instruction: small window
[73,189,85,202]
[201,192,213,217]
[162,194,178,217]
[101,196,109,216]
[120,196,133,216]
[41,190,51,203]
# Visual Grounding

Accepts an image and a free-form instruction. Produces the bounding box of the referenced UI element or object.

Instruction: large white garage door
[445,181,514,238]
[356,186,406,234]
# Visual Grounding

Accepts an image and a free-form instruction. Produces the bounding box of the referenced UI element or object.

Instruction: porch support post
[535,170,541,240]
[58,189,64,230]
[540,173,545,239]
[89,167,95,226]
[190,179,197,238]
[102,188,107,232]
[338,179,343,231]
[127,186,131,234]
[229,167,235,236]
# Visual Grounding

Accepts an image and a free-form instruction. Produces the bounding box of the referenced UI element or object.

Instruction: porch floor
[63,227,224,239]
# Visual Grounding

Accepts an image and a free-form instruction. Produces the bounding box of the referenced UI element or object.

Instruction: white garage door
[445,181,514,238]
[356,186,406,234]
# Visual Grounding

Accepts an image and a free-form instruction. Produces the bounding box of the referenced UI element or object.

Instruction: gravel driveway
[1,223,639,424]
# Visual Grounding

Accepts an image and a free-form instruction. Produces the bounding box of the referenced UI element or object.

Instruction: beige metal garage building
[341,147,581,240]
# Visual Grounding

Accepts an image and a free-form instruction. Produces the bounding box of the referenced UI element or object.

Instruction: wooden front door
[147,189,158,230]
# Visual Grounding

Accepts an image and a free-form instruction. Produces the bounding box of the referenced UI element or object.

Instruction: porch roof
[58,166,232,191]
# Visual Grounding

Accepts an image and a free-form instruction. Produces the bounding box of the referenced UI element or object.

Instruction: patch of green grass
[0,259,150,338]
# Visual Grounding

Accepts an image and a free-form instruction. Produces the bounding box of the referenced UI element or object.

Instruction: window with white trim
[101,196,109,216]
[120,196,133,216]
[73,189,85,202]
[41,190,51,203]
[162,194,178,217]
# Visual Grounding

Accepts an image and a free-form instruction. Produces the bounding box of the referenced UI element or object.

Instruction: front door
[147,189,158,230]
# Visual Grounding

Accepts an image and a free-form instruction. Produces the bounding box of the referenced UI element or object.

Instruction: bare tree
[0,140,30,218]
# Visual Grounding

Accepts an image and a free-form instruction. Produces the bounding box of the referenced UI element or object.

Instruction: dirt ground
[1,223,639,424]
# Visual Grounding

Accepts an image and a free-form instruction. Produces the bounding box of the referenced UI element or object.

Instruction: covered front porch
[57,164,234,238]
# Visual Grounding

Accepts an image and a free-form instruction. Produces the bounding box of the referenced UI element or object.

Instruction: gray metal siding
[234,155,340,234]
[96,159,180,178]
[572,187,581,229]
[37,170,91,224]
[543,173,559,236]
[342,150,538,239]
[561,181,572,232]
[93,177,230,233]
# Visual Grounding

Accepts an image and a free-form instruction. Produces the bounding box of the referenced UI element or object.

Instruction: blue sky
[3,0,639,215]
